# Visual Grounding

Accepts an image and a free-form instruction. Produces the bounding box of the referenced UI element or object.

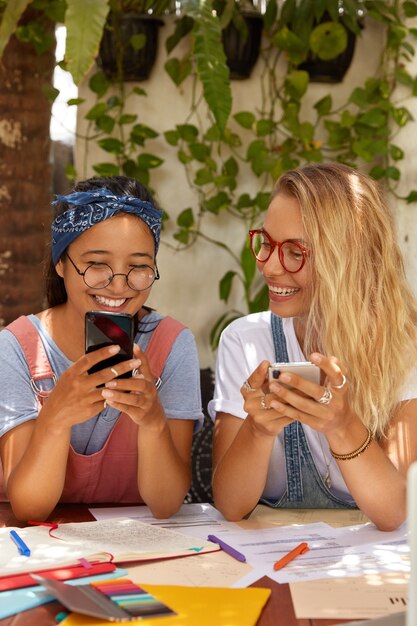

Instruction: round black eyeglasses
[66,253,159,292]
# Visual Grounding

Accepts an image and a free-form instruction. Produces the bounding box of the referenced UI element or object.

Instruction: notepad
[33,576,176,622]
[59,584,271,626]
[0,518,220,579]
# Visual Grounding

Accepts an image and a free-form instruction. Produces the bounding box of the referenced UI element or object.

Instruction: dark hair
[45,176,161,307]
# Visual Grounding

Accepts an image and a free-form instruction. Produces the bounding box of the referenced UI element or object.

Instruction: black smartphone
[85,311,135,378]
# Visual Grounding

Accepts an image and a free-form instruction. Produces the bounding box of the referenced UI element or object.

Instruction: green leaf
[314,94,332,116]
[89,71,109,97]
[209,310,242,349]
[391,106,413,127]
[65,0,110,85]
[164,57,192,86]
[42,84,60,103]
[130,33,146,51]
[174,229,190,244]
[404,1,417,17]
[132,86,147,96]
[97,137,124,154]
[93,162,120,176]
[357,108,387,128]
[219,271,237,303]
[164,130,180,146]
[222,157,238,177]
[177,124,199,142]
[95,114,115,133]
[194,168,213,185]
[390,144,404,161]
[237,193,253,209]
[273,26,306,64]
[264,0,278,30]
[137,153,164,169]
[255,192,270,212]
[256,119,275,136]
[385,166,400,181]
[0,0,31,58]
[310,22,348,61]
[368,165,386,180]
[204,191,230,214]
[85,103,108,120]
[182,0,232,132]
[234,111,255,129]
[285,70,309,99]
[406,190,417,203]
[177,208,195,228]
[165,15,194,53]
[249,284,269,313]
[189,142,211,161]
[119,114,138,125]
[241,243,256,286]
[67,97,85,106]
[131,124,158,145]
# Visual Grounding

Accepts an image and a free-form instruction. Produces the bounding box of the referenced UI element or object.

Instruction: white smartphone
[268,361,320,385]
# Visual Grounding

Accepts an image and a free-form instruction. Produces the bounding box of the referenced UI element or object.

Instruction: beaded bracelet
[330,428,373,461]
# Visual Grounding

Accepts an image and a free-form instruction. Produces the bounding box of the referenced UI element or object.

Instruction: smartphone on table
[268,361,320,386]
[85,311,135,379]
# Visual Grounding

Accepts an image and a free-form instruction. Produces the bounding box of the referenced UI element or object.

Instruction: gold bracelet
[330,429,373,461]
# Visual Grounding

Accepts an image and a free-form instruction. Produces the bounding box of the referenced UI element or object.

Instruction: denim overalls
[260,315,356,509]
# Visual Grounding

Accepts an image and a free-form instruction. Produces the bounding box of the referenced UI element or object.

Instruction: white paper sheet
[220,522,409,586]
[89,503,232,539]
[289,572,409,619]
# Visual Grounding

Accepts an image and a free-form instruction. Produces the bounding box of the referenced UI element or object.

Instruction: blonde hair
[274,163,417,437]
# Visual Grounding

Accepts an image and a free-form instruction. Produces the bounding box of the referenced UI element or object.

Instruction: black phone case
[85,311,134,379]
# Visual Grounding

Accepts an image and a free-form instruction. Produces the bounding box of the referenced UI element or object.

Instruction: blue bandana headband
[51,188,161,265]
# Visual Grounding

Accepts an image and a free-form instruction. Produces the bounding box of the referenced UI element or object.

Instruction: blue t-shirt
[0,311,203,454]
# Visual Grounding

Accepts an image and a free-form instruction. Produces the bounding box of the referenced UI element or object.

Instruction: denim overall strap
[271,314,302,502]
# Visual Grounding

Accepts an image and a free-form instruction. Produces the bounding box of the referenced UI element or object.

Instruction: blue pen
[207,534,246,563]
[9,530,31,556]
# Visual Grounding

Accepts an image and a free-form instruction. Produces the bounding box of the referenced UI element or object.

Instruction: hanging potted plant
[214,0,263,80]
[273,0,364,83]
[97,0,172,81]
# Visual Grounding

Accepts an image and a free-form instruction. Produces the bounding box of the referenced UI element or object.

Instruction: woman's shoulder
[222,311,272,336]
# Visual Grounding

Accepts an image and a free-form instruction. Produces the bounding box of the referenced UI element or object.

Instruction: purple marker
[207,534,246,563]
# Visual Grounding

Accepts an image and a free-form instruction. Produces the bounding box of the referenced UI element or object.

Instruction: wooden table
[0,503,353,626]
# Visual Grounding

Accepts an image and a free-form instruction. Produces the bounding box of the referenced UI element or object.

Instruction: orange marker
[273,541,309,571]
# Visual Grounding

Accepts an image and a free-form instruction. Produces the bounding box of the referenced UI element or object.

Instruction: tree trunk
[0,15,55,327]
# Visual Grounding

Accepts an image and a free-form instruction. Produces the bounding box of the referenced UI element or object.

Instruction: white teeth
[94,295,126,307]
[269,286,299,296]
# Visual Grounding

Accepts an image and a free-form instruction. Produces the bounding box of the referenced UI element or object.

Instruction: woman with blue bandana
[0,176,203,521]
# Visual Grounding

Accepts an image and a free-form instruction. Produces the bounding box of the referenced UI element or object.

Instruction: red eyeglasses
[249,229,310,273]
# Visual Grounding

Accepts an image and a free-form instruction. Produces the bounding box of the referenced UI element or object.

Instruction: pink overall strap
[145,316,186,378]
[6,316,54,383]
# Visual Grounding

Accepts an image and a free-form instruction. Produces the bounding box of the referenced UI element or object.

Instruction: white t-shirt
[208,311,417,503]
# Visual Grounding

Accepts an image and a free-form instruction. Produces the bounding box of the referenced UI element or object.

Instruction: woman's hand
[39,345,142,432]
[101,344,166,432]
[268,353,356,437]
[241,360,294,438]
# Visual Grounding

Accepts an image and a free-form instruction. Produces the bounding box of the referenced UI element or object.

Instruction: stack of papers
[0,518,220,579]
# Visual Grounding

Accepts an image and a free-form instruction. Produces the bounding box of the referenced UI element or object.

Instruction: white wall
[76,15,417,369]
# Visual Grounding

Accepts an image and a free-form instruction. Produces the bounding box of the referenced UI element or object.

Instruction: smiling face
[56,213,156,325]
[260,192,312,323]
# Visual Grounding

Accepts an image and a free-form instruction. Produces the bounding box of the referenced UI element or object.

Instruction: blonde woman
[209,163,417,529]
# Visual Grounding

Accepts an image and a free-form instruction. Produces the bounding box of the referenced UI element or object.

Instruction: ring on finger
[317,387,333,405]
[110,368,118,377]
[103,400,107,409]
[331,374,347,390]
[260,395,271,410]
[243,379,254,393]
